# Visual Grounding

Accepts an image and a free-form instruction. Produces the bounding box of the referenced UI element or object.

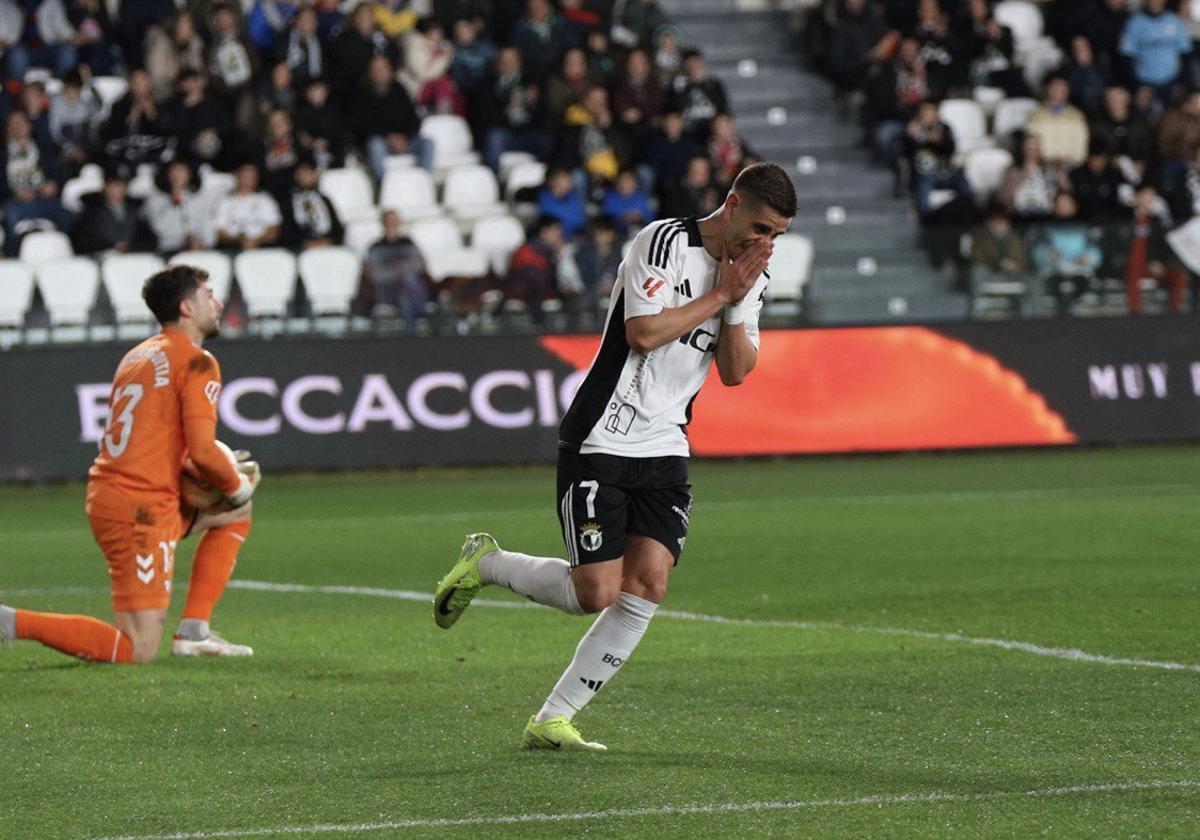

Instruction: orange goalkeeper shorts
[89,510,184,612]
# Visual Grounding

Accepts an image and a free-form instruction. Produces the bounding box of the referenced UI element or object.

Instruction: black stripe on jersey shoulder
[654,226,685,269]
[763,269,771,280]
[650,219,685,269]
[683,217,703,247]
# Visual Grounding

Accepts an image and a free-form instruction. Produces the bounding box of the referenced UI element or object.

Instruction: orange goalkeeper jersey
[86,327,239,524]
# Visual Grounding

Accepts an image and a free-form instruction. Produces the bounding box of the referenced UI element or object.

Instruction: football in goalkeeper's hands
[180,440,239,512]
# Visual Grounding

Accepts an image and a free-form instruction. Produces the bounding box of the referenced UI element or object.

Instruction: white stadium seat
[101,252,165,328]
[938,99,992,157]
[379,167,442,221]
[425,248,489,283]
[234,248,297,319]
[35,257,99,326]
[419,114,480,171]
[764,234,813,307]
[318,167,377,224]
[408,217,463,261]
[994,0,1043,50]
[169,250,233,303]
[505,160,547,202]
[89,75,128,121]
[992,97,1040,143]
[964,148,1015,202]
[0,259,35,327]
[62,173,102,214]
[298,247,361,316]
[127,162,158,199]
[1021,39,1064,92]
[498,151,536,182]
[19,230,73,265]
[471,214,525,275]
[384,154,416,170]
[442,164,505,225]
[344,218,384,257]
[199,166,236,198]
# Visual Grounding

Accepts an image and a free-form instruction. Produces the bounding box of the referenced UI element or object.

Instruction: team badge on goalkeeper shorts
[579,522,603,552]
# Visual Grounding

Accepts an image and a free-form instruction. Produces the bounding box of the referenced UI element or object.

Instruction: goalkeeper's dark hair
[732,161,797,219]
[142,264,209,326]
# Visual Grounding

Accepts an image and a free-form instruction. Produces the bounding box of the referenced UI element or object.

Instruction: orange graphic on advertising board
[539,328,1076,456]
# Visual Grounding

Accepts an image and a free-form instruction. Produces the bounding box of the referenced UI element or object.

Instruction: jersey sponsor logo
[678,327,717,354]
[204,380,221,405]
[643,277,665,298]
[674,278,694,298]
[603,402,635,435]
[579,521,603,552]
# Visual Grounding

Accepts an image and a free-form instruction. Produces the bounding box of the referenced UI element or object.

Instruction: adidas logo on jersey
[674,278,694,298]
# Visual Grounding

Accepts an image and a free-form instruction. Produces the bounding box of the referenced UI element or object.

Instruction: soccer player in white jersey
[433,162,798,750]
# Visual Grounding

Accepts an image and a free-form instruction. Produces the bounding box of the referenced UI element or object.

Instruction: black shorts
[556,448,692,566]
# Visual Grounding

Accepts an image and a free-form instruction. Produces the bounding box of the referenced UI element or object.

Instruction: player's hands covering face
[716,240,771,306]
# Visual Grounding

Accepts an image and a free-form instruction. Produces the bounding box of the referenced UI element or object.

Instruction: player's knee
[575,583,620,614]
[624,576,668,604]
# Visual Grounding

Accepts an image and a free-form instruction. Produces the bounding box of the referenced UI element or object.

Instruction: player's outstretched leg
[0,603,135,663]
[173,517,253,657]
[434,534,589,628]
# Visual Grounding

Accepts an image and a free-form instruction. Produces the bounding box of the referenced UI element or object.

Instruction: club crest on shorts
[579,521,603,552]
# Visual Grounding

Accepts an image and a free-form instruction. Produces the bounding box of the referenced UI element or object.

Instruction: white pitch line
[6,579,1199,674]
[225,580,1200,674]
[5,482,1200,544]
[89,779,1200,840]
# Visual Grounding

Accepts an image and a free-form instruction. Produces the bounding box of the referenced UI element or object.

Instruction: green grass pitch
[3,446,1200,838]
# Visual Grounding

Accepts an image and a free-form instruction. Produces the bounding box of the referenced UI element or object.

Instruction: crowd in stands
[0,0,760,334]
[812,0,1200,315]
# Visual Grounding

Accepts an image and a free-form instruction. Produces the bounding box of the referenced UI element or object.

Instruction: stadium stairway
[660,0,970,323]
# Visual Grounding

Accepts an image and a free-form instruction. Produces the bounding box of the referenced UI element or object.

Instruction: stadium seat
[498,151,536,182]
[763,233,813,312]
[408,216,463,260]
[504,161,547,202]
[1021,39,1064,92]
[170,250,233,303]
[199,166,236,197]
[0,260,35,328]
[344,218,384,257]
[35,257,99,328]
[419,114,481,171]
[297,247,361,316]
[938,99,992,157]
[994,0,1043,50]
[318,167,378,224]
[18,230,72,265]
[234,248,297,319]
[425,248,489,283]
[384,154,416,170]
[992,97,1040,144]
[964,148,1015,202]
[90,76,128,112]
[62,175,102,214]
[379,167,442,221]
[442,165,505,226]
[127,163,158,199]
[101,253,165,327]
[471,214,525,275]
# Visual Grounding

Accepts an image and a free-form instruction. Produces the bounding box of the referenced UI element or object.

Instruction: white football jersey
[559,217,767,458]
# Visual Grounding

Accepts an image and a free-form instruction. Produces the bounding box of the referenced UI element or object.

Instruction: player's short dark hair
[732,161,797,219]
[142,264,209,326]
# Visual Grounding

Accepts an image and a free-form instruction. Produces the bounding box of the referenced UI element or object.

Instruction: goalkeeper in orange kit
[1,264,261,662]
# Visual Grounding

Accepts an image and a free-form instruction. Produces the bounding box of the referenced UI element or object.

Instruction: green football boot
[522,715,607,752]
[433,532,498,629]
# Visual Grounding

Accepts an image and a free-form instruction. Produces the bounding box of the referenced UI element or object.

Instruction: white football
[179,440,238,511]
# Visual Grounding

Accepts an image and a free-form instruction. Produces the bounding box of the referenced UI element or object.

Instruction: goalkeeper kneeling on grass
[1,264,261,662]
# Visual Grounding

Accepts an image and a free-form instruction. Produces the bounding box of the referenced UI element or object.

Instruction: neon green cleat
[522,715,607,752]
[433,532,498,629]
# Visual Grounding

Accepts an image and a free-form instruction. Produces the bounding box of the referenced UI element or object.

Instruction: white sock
[176,618,209,641]
[0,604,14,641]
[479,549,586,616]
[535,591,658,722]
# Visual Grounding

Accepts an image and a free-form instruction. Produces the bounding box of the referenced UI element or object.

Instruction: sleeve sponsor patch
[204,380,221,404]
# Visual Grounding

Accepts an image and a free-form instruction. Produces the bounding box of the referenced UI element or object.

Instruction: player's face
[726,195,790,260]
[190,281,222,340]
